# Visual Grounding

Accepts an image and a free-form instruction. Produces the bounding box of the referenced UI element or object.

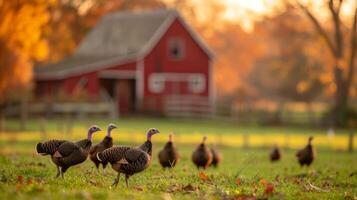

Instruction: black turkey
[36,125,101,178]
[210,145,222,167]
[296,136,315,166]
[158,133,180,168]
[89,123,117,170]
[192,136,212,169]
[97,128,159,187]
[269,144,281,162]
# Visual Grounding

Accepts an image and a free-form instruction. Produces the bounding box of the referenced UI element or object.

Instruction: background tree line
[0,0,355,127]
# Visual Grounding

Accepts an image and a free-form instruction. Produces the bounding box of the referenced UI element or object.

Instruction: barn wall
[34,80,61,99]
[62,72,100,97]
[35,62,137,101]
[142,18,211,111]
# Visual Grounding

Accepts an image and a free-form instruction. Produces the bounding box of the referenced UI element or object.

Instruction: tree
[0,0,53,129]
[249,5,324,124]
[0,0,51,103]
[297,0,357,126]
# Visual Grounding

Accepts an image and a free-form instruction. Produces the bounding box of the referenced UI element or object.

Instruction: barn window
[168,37,185,60]
[149,74,165,93]
[188,74,205,93]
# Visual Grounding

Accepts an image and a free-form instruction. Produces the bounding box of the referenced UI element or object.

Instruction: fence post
[348,130,354,153]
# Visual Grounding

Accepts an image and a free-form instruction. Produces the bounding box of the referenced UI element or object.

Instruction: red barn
[35,9,214,116]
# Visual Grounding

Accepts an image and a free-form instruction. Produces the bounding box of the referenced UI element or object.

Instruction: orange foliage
[0,0,52,102]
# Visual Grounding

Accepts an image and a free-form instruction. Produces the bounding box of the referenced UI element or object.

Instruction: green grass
[3,116,351,135]
[0,117,356,199]
[0,140,356,200]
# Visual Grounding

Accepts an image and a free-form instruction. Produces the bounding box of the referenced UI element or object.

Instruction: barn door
[116,80,135,115]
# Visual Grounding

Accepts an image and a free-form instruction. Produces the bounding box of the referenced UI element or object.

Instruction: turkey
[158,133,180,168]
[192,136,212,169]
[296,136,315,166]
[210,145,222,167]
[89,123,117,170]
[269,144,281,162]
[36,125,101,178]
[97,128,160,187]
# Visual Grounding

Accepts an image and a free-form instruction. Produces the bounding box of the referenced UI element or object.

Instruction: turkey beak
[97,127,102,132]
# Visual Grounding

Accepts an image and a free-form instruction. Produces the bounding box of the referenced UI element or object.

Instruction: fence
[163,95,212,117]
[4,102,117,119]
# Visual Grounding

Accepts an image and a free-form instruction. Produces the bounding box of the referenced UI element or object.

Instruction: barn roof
[35,9,213,80]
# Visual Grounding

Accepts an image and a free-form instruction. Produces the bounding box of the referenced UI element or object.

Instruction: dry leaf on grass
[199,172,209,181]
[17,175,24,184]
[259,178,275,195]
[27,178,33,185]
[235,178,241,186]
[259,179,268,186]
[264,183,274,195]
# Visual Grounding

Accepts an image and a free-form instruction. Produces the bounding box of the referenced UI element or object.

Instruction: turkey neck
[164,141,173,149]
[77,130,93,151]
[102,136,113,148]
[140,140,152,157]
[306,144,313,151]
[87,130,94,141]
[106,128,112,137]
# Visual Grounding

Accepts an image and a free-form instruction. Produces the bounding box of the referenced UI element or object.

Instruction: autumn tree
[0,0,51,102]
[249,5,324,123]
[0,0,53,129]
[297,0,357,126]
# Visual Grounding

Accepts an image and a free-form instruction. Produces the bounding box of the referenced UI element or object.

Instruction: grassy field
[0,117,356,199]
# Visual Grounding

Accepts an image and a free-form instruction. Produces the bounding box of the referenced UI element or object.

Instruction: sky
[223,0,274,18]
[222,0,277,31]
[221,0,356,31]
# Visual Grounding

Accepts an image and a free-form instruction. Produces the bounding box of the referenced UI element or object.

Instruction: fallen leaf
[259,179,268,186]
[17,175,24,184]
[264,183,274,195]
[199,172,209,181]
[27,178,33,185]
[235,178,241,186]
